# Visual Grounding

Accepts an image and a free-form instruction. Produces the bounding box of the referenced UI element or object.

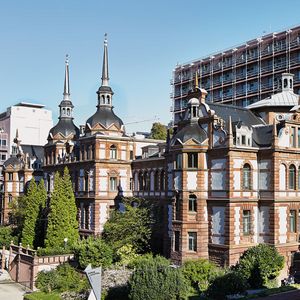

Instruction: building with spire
[133,71,300,276]
[41,35,162,236]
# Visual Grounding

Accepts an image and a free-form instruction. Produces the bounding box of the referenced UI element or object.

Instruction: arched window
[8,194,12,203]
[160,170,165,191]
[138,172,143,190]
[107,95,110,104]
[144,171,150,191]
[284,78,288,88]
[110,145,117,159]
[188,194,197,212]
[242,163,251,190]
[67,108,70,116]
[289,164,296,190]
[101,95,105,104]
[154,170,159,190]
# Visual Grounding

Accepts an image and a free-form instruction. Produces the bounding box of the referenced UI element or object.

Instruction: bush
[206,271,249,300]
[115,244,139,266]
[128,255,188,300]
[36,246,73,256]
[36,263,88,293]
[0,226,18,248]
[181,258,221,293]
[74,237,113,269]
[234,244,284,288]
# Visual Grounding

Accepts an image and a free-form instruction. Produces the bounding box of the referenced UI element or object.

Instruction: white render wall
[0,103,53,153]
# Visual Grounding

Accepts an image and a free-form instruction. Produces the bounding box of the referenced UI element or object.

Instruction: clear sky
[0,0,300,133]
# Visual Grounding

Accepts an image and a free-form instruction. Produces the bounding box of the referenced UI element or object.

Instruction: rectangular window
[290,210,296,233]
[188,232,197,251]
[110,177,117,191]
[130,150,134,160]
[110,148,117,159]
[1,154,6,161]
[175,153,182,169]
[188,196,197,212]
[243,210,251,235]
[8,173,13,181]
[174,231,180,252]
[241,135,246,145]
[291,127,296,147]
[187,153,198,169]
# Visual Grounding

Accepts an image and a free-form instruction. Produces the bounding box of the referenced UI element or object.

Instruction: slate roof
[49,118,79,138]
[86,106,123,129]
[209,103,265,127]
[171,121,207,145]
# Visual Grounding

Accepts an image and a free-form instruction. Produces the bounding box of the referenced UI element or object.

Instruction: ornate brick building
[133,72,300,273]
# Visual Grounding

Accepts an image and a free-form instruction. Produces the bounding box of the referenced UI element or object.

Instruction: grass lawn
[23,291,61,300]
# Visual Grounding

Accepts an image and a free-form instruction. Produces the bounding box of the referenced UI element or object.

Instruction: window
[187,153,198,168]
[290,210,296,233]
[175,154,182,169]
[291,127,296,147]
[241,135,246,145]
[242,164,251,190]
[8,173,13,181]
[110,145,117,159]
[0,139,7,146]
[154,170,159,190]
[1,154,6,161]
[144,172,150,191]
[129,178,133,190]
[160,170,165,191]
[188,195,197,212]
[298,129,300,148]
[174,231,180,252]
[289,165,296,190]
[188,232,197,252]
[138,173,143,190]
[110,177,117,191]
[243,210,251,235]
[8,194,12,204]
[130,150,134,160]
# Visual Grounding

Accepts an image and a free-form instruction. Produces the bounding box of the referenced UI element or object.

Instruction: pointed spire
[101,33,109,86]
[195,71,199,89]
[63,54,70,100]
[227,116,233,147]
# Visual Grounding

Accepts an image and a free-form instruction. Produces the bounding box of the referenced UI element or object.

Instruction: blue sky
[0,0,300,132]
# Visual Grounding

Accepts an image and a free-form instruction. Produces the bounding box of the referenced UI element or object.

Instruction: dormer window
[241,135,246,145]
[192,106,197,118]
[187,153,198,169]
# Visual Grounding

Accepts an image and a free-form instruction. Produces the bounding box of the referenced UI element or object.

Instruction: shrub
[0,226,18,248]
[128,255,188,300]
[206,270,249,299]
[36,246,73,256]
[234,244,284,288]
[36,263,88,293]
[181,258,221,293]
[115,244,139,266]
[74,237,113,269]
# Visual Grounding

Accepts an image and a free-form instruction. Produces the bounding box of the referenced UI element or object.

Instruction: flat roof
[14,102,45,108]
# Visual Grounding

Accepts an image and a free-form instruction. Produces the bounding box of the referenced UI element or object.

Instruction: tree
[73,237,113,269]
[103,200,153,253]
[45,168,79,248]
[0,226,18,248]
[234,244,284,288]
[150,122,167,140]
[21,178,47,248]
[128,255,188,300]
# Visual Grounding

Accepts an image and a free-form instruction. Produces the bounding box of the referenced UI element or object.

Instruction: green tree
[74,237,113,269]
[103,201,152,253]
[234,244,284,288]
[129,255,188,300]
[21,178,47,248]
[0,226,18,248]
[45,168,79,248]
[182,258,221,293]
[150,122,167,140]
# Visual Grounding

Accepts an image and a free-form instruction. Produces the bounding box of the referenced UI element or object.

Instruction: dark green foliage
[103,200,152,253]
[181,258,221,293]
[45,168,79,248]
[21,178,47,248]
[36,263,88,293]
[0,226,18,248]
[8,195,27,232]
[150,122,167,140]
[206,271,248,300]
[36,246,73,256]
[74,237,113,269]
[234,244,284,288]
[128,255,188,300]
